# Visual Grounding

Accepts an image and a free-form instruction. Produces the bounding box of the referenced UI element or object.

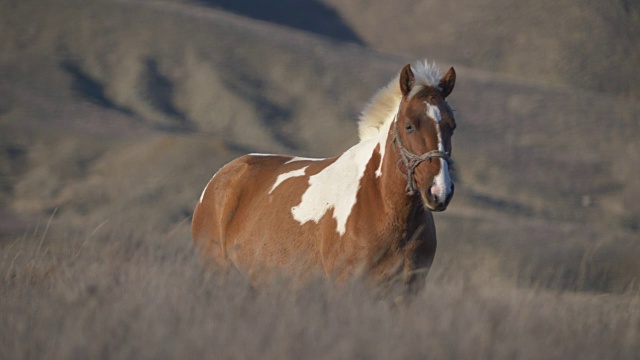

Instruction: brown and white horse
[192,61,457,291]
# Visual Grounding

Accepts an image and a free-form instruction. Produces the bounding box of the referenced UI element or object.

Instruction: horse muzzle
[424,183,454,212]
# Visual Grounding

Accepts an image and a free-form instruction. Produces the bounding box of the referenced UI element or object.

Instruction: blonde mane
[357,61,443,141]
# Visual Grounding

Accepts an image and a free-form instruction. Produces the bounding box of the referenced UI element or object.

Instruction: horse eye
[405,124,414,132]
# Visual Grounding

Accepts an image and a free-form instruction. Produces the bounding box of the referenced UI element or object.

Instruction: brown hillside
[324,0,640,100]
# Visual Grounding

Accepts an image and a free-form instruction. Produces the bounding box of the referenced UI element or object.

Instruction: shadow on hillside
[61,59,195,133]
[61,61,132,115]
[141,59,194,132]
[194,0,364,44]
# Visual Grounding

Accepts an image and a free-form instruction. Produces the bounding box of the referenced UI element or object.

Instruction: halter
[392,115,452,195]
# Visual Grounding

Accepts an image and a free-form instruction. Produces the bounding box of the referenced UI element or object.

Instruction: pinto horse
[192,61,457,291]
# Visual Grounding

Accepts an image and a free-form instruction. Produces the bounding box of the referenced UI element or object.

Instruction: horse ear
[439,67,456,98]
[399,64,415,97]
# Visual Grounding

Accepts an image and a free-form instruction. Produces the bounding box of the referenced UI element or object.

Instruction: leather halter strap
[392,117,452,195]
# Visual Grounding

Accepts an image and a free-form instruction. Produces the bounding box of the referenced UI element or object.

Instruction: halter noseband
[392,116,452,195]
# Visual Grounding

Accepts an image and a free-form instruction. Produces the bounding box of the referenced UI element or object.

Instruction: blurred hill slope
[323,0,640,100]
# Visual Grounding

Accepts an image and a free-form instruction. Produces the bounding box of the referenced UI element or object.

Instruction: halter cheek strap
[392,118,452,195]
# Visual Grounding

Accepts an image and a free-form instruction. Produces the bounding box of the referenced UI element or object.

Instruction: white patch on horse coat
[425,102,442,123]
[375,112,395,177]
[270,166,308,194]
[291,137,380,236]
[248,153,275,157]
[285,157,325,164]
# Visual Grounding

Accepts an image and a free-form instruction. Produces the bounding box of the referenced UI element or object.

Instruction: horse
[192,61,457,293]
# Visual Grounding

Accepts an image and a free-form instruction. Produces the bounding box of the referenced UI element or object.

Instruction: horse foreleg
[402,222,437,296]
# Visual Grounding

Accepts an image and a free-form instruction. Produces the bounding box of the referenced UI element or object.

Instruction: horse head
[394,64,457,211]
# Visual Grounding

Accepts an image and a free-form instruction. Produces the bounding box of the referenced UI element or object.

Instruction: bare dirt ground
[1,0,639,358]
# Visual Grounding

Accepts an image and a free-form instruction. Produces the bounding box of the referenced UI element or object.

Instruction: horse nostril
[427,186,440,203]
[424,186,432,200]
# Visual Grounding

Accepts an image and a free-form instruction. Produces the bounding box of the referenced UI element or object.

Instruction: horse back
[192,154,330,277]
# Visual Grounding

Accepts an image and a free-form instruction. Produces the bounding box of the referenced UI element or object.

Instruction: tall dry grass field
[1,216,638,360]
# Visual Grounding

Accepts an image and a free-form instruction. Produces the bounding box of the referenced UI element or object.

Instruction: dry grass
[1,218,638,360]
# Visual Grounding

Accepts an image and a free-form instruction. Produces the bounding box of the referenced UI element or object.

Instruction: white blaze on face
[426,102,441,123]
[425,103,452,200]
[270,166,308,194]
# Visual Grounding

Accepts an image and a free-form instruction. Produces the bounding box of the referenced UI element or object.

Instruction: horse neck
[376,121,416,218]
